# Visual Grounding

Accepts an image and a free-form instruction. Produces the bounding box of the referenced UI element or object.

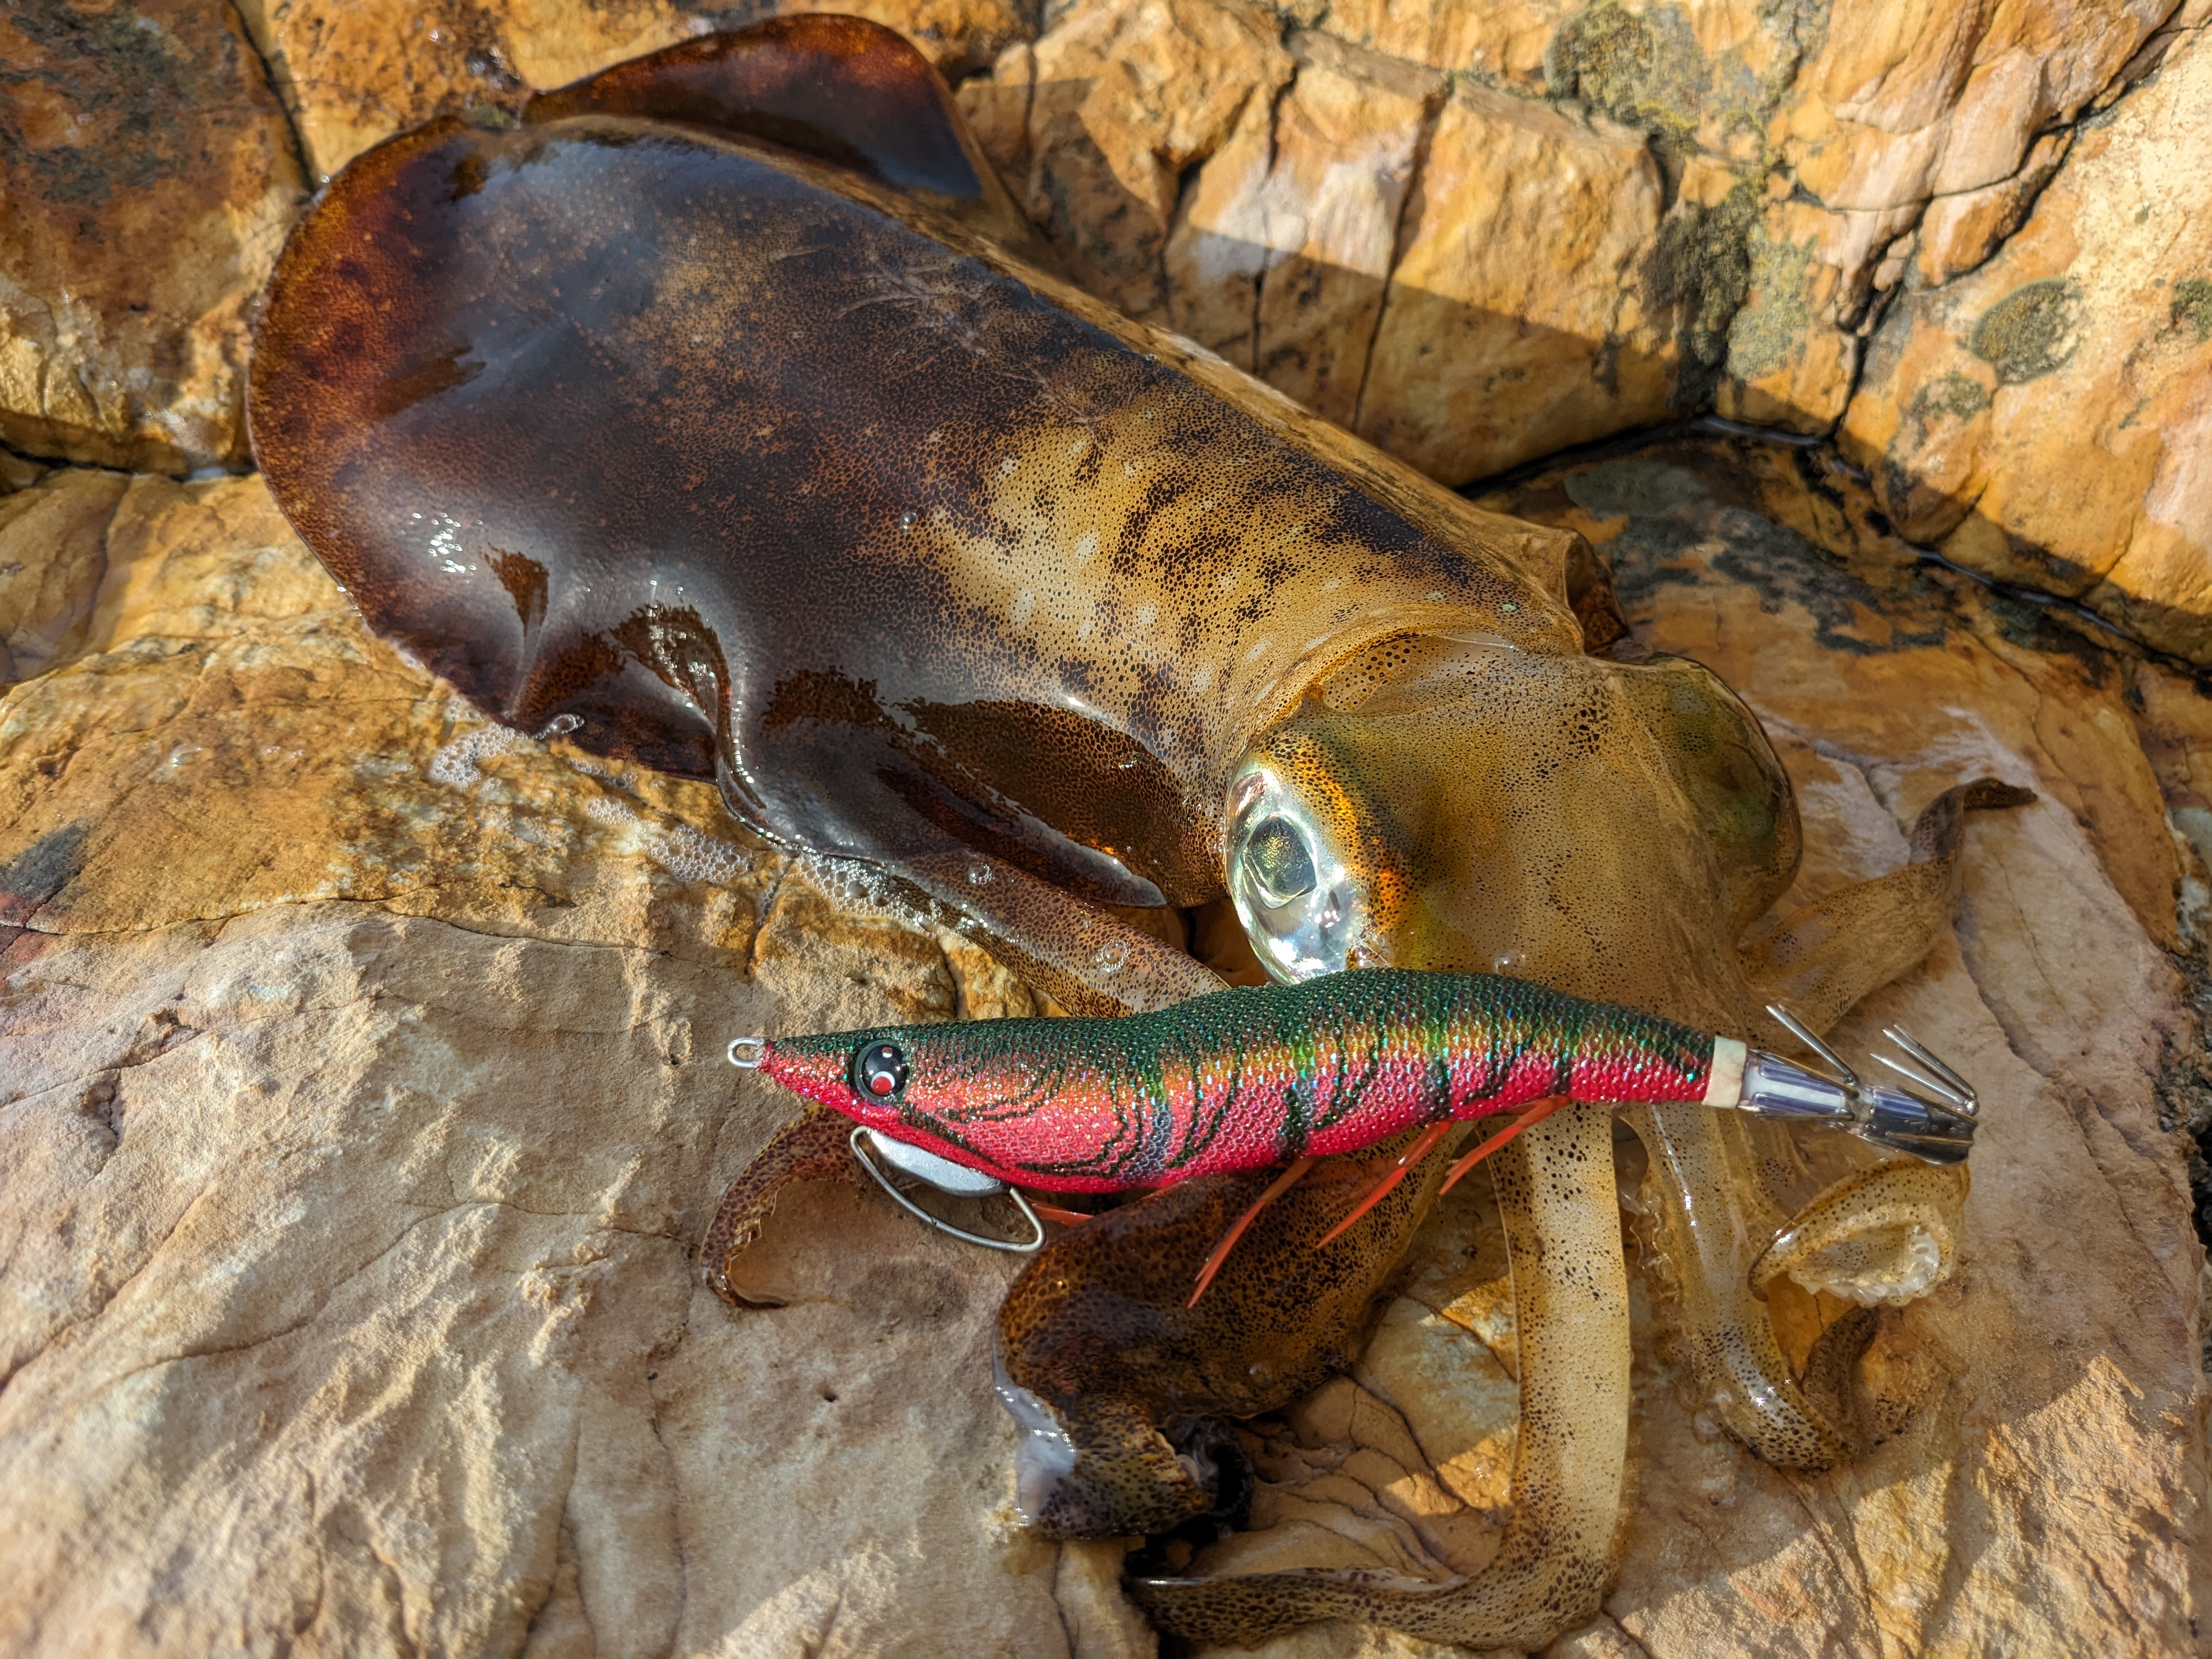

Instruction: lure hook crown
[1740,1005,1979,1166]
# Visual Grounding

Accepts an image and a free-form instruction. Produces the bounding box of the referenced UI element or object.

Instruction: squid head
[1225,636,1802,1001]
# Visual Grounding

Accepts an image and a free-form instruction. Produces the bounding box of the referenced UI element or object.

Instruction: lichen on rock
[0,1,304,472]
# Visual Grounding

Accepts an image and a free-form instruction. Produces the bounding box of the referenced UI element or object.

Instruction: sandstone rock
[2131,658,2212,933]
[1711,195,1888,432]
[0,466,127,686]
[1911,131,2070,290]
[0,1,304,472]
[1162,31,1442,431]
[4,448,2209,1652]
[999,0,1294,324]
[1715,0,2191,428]
[1316,0,1564,88]
[971,0,2198,493]
[1840,28,2212,664]
[981,0,1711,483]
[234,0,1035,180]
[1350,78,1674,479]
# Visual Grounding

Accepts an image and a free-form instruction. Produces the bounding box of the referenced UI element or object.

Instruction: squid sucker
[737,967,1974,1194]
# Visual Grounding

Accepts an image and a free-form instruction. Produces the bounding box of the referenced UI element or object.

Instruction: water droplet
[1493,951,1523,975]
[967,860,993,886]
[1095,940,1130,971]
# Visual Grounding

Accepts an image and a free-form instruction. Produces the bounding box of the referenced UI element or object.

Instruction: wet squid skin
[241,19,2029,1651]
[246,13,1587,1023]
[995,1124,1466,1538]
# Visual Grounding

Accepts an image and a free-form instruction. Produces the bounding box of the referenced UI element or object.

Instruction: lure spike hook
[1879,1024,1978,1117]
[1739,1007,1979,1165]
[1764,1003,1857,1087]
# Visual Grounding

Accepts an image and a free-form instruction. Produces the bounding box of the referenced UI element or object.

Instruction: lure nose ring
[727,1036,767,1069]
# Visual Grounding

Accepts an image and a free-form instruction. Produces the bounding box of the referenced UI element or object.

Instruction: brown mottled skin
[248,13,1579,1015]
[246,22,2030,1650]
[996,1126,1463,1538]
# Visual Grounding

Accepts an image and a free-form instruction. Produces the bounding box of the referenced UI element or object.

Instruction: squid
[244,15,2030,1648]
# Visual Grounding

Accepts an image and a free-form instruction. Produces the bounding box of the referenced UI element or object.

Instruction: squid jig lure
[726,969,1979,1275]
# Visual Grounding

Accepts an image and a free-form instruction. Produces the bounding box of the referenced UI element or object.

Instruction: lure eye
[1240,815,1318,907]
[851,1041,909,1101]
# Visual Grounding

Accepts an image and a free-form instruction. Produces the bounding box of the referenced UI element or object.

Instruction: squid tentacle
[1750,1159,1969,1307]
[1742,777,2033,1034]
[1132,1108,1630,1647]
[700,1105,867,1306]
[1632,1102,1854,1468]
[1634,777,2029,1466]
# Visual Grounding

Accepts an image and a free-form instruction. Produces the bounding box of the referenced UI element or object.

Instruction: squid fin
[524,14,1046,256]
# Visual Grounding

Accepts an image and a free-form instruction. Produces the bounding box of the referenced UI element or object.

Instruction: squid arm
[1632,777,2025,1466]
[1131,1108,1630,1647]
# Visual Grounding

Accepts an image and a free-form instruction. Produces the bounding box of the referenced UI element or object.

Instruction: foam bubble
[425,720,751,886]
[579,782,752,885]
[426,723,531,789]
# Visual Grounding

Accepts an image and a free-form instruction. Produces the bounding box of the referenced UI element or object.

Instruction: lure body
[758,969,1731,1193]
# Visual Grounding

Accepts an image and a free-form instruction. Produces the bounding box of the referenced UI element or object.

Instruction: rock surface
[5,0,2212,1654]
[0,1,304,472]
[5,440,2210,1655]
[1841,27,2212,664]
[968,0,2202,489]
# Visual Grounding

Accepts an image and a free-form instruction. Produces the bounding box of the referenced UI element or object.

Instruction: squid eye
[1241,815,1317,907]
[851,1041,908,1099]
[1224,758,1373,982]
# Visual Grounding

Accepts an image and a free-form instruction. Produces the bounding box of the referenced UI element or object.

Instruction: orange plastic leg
[1437,1095,1571,1195]
[1188,1157,1318,1307]
[1313,1119,1458,1250]
[1023,1195,1095,1227]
